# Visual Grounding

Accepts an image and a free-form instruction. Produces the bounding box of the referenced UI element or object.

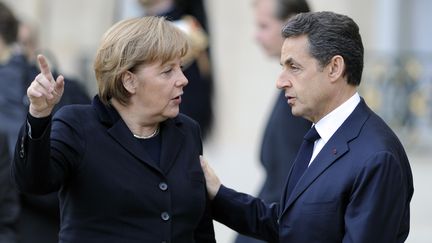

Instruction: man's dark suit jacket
[235,91,311,243]
[212,99,414,243]
[11,96,215,243]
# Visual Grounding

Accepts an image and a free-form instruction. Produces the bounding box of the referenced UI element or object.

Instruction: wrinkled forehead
[281,35,309,54]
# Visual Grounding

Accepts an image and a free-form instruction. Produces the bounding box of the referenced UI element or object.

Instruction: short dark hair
[282,11,364,85]
[275,0,310,21]
[0,2,18,45]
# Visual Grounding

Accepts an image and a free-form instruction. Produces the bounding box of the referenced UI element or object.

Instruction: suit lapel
[159,118,185,174]
[280,99,371,217]
[280,139,349,216]
[108,119,161,172]
[93,96,185,173]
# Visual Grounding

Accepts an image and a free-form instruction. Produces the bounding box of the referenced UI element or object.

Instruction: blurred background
[3,0,432,242]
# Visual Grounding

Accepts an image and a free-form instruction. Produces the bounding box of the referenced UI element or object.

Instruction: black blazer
[12,96,216,243]
[212,99,413,243]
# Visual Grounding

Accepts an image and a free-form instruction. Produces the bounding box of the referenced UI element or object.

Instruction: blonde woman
[12,16,215,243]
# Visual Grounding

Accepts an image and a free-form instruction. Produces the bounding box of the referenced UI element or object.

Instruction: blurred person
[0,131,19,243]
[0,1,28,156]
[11,16,216,243]
[17,20,91,110]
[234,1,311,242]
[201,11,414,242]
[16,20,38,64]
[1,3,51,242]
[0,11,91,243]
[0,3,91,156]
[138,0,214,140]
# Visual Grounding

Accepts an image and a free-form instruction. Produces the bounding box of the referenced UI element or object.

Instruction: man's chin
[290,107,302,117]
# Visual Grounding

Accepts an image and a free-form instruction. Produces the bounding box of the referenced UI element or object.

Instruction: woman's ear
[328,55,345,82]
[121,71,136,94]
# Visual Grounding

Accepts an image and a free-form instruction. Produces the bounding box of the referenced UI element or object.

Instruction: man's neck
[143,0,174,16]
[0,41,12,64]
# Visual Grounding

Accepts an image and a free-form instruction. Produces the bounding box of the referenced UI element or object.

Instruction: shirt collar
[314,92,361,143]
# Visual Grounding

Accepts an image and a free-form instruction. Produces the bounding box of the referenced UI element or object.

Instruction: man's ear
[121,71,136,94]
[328,55,345,82]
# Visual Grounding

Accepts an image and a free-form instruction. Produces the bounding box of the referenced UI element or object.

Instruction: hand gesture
[27,55,65,117]
[200,156,221,200]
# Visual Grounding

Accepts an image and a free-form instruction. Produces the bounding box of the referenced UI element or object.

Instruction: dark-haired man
[202,11,413,242]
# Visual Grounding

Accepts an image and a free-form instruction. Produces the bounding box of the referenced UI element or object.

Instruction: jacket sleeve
[192,119,216,242]
[11,110,84,195]
[212,185,280,242]
[343,151,412,243]
[194,191,216,242]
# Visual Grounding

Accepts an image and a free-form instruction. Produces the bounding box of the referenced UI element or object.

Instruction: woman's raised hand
[27,55,65,117]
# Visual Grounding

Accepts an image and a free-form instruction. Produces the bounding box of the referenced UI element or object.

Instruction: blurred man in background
[0,2,90,242]
[235,0,311,242]
[0,131,19,243]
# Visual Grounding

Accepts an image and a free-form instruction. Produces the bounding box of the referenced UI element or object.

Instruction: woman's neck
[110,98,159,138]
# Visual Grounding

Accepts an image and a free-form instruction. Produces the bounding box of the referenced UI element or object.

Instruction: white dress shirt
[309,93,361,166]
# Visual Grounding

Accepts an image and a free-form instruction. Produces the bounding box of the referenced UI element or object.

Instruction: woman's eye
[163,68,173,74]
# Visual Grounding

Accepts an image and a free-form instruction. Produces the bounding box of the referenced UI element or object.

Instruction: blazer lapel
[108,120,161,172]
[280,99,371,217]
[92,96,162,172]
[159,118,185,174]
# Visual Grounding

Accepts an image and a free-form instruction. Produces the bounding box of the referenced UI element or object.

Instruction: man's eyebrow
[280,57,298,66]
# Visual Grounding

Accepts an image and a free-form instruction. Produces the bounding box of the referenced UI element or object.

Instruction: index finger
[37,54,55,82]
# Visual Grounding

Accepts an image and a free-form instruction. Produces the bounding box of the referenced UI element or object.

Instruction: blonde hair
[94,16,189,105]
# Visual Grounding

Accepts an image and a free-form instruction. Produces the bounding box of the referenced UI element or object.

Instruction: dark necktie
[285,126,321,198]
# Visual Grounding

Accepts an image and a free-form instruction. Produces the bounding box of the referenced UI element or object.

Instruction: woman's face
[128,57,188,121]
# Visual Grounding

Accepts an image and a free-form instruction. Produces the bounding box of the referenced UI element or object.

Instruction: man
[201,11,413,242]
[0,131,19,243]
[0,1,27,156]
[235,1,311,242]
[1,3,90,243]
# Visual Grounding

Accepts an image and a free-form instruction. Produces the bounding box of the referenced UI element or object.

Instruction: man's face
[253,0,285,57]
[139,0,158,7]
[276,35,332,123]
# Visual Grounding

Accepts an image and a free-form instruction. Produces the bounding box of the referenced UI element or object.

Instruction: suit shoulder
[53,104,94,121]
[356,112,407,160]
[176,113,200,128]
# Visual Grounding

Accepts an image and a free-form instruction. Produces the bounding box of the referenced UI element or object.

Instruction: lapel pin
[332,148,337,155]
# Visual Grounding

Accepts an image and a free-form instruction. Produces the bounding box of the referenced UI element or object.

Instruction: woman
[11,16,216,243]
[138,0,214,140]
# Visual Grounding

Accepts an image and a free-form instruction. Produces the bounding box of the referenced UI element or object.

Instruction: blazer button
[161,212,170,221]
[159,182,168,191]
